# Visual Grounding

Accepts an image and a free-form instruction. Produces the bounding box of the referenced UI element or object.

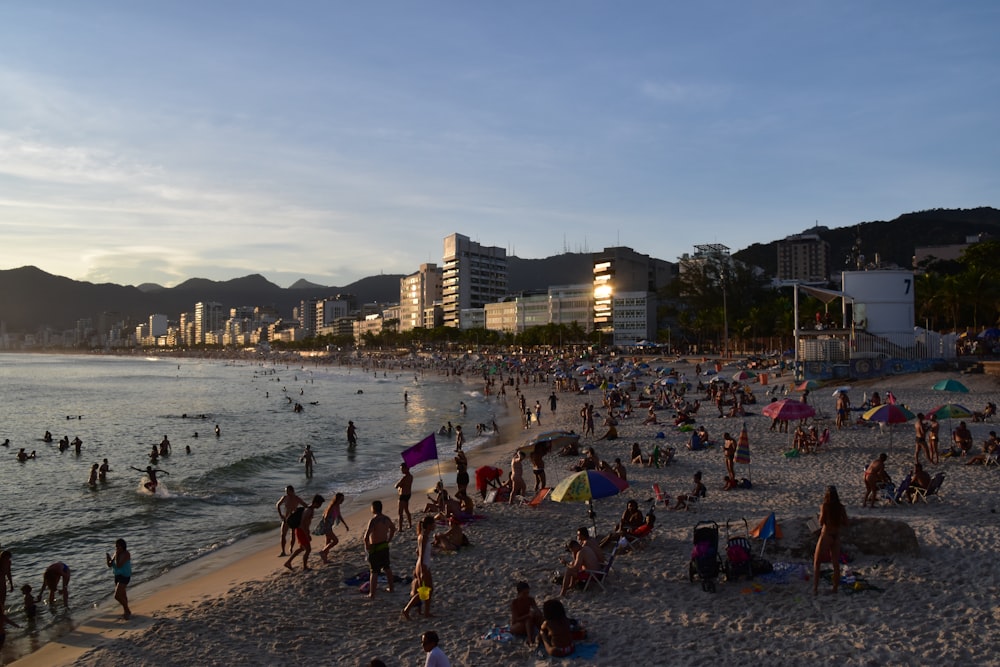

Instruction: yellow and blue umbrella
[551,469,629,531]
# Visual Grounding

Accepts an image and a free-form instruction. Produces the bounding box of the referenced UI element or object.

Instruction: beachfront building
[442,233,507,329]
[913,232,991,272]
[777,232,831,285]
[399,263,443,332]
[194,301,224,345]
[484,284,595,335]
[593,246,673,346]
[353,312,385,344]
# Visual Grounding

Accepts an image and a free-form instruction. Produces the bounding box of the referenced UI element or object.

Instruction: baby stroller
[723,518,754,582]
[688,520,721,592]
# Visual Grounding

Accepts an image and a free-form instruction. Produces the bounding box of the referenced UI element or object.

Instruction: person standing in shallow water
[106,539,132,619]
[813,485,848,595]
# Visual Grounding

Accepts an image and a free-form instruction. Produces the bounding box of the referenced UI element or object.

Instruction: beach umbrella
[932,379,969,393]
[735,422,752,482]
[794,380,820,392]
[732,370,757,382]
[551,469,629,532]
[762,398,816,422]
[832,386,852,396]
[978,327,1000,340]
[927,403,973,420]
[862,404,916,453]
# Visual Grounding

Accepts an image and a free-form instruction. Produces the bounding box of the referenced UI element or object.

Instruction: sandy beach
[11,362,1000,667]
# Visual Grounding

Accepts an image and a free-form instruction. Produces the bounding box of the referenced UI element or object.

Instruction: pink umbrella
[762,398,816,421]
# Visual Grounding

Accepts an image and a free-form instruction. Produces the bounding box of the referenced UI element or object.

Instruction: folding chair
[582,543,617,592]
[521,487,550,507]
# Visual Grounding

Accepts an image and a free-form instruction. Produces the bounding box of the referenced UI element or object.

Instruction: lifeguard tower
[794,269,949,380]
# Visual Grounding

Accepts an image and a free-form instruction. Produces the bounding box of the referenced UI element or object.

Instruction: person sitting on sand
[433,518,469,552]
[672,472,706,510]
[722,475,739,491]
[510,581,543,645]
[597,423,618,441]
[601,500,644,547]
[422,481,449,514]
[967,431,1000,465]
[863,453,890,507]
[572,447,599,471]
[558,440,580,457]
[610,457,627,481]
[629,442,647,466]
[538,598,575,657]
[558,541,599,597]
[952,421,973,455]
[642,405,658,425]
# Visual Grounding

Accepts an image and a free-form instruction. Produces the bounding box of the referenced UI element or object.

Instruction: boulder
[774,516,919,558]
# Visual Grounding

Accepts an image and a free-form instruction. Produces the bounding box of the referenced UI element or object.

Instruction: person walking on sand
[276,486,306,557]
[106,539,132,619]
[813,485,848,595]
[395,463,414,531]
[284,494,324,571]
[401,515,436,620]
[363,500,397,598]
[300,444,317,477]
[318,492,349,563]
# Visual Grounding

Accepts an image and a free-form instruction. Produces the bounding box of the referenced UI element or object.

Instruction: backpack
[286,506,305,529]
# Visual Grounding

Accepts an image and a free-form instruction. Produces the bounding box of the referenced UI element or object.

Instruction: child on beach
[510,581,543,645]
[21,585,36,619]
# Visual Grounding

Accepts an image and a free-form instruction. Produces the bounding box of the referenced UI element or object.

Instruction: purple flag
[401,433,437,468]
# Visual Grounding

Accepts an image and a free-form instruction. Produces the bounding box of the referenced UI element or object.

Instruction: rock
[774,516,919,558]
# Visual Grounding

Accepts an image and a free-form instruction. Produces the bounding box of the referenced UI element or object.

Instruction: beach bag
[739,478,753,490]
[286,506,305,529]
[751,557,773,575]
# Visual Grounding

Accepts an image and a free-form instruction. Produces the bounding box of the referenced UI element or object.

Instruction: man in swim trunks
[395,463,413,531]
[37,562,70,606]
[284,494,324,572]
[347,421,358,447]
[529,444,547,491]
[363,500,397,599]
[276,485,306,557]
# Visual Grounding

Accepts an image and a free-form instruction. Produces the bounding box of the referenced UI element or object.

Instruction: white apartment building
[484,285,594,334]
[442,233,507,328]
[400,263,443,332]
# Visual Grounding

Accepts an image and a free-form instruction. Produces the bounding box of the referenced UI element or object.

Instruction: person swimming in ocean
[131,465,168,493]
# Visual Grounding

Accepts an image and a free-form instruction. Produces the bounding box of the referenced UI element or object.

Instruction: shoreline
[9,380,527,667]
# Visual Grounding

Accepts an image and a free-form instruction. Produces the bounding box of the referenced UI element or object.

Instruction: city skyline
[1,2,997,288]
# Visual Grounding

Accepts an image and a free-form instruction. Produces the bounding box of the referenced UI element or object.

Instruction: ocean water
[0,352,505,660]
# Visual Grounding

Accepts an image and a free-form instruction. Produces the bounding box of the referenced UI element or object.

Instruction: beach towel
[535,642,601,660]
[481,625,515,643]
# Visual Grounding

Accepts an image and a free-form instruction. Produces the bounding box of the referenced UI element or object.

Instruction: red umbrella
[762,398,816,421]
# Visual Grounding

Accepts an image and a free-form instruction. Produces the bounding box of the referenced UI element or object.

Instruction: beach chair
[582,543,618,592]
[651,483,670,510]
[910,473,945,503]
[522,487,550,507]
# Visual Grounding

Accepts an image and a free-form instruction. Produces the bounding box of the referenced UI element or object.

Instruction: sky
[1,2,997,288]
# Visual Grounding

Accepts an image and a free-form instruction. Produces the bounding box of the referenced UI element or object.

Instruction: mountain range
[1,207,997,332]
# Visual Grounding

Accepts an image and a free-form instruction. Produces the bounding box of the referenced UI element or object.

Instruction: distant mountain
[0,268,405,332]
[733,207,1000,276]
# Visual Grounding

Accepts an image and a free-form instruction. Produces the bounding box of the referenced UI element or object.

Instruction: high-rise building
[399,263,443,332]
[442,233,507,328]
[777,233,831,284]
[194,302,224,345]
[593,246,673,341]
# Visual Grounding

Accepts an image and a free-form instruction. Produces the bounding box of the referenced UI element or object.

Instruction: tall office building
[441,233,507,328]
[399,263,443,332]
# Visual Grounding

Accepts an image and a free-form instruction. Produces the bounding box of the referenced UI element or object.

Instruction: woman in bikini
[538,598,575,657]
[318,492,349,563]
[813,485,849,595]
[401,515,435,620]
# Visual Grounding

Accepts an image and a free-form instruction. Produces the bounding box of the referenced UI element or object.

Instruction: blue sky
[1,1,997,288]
